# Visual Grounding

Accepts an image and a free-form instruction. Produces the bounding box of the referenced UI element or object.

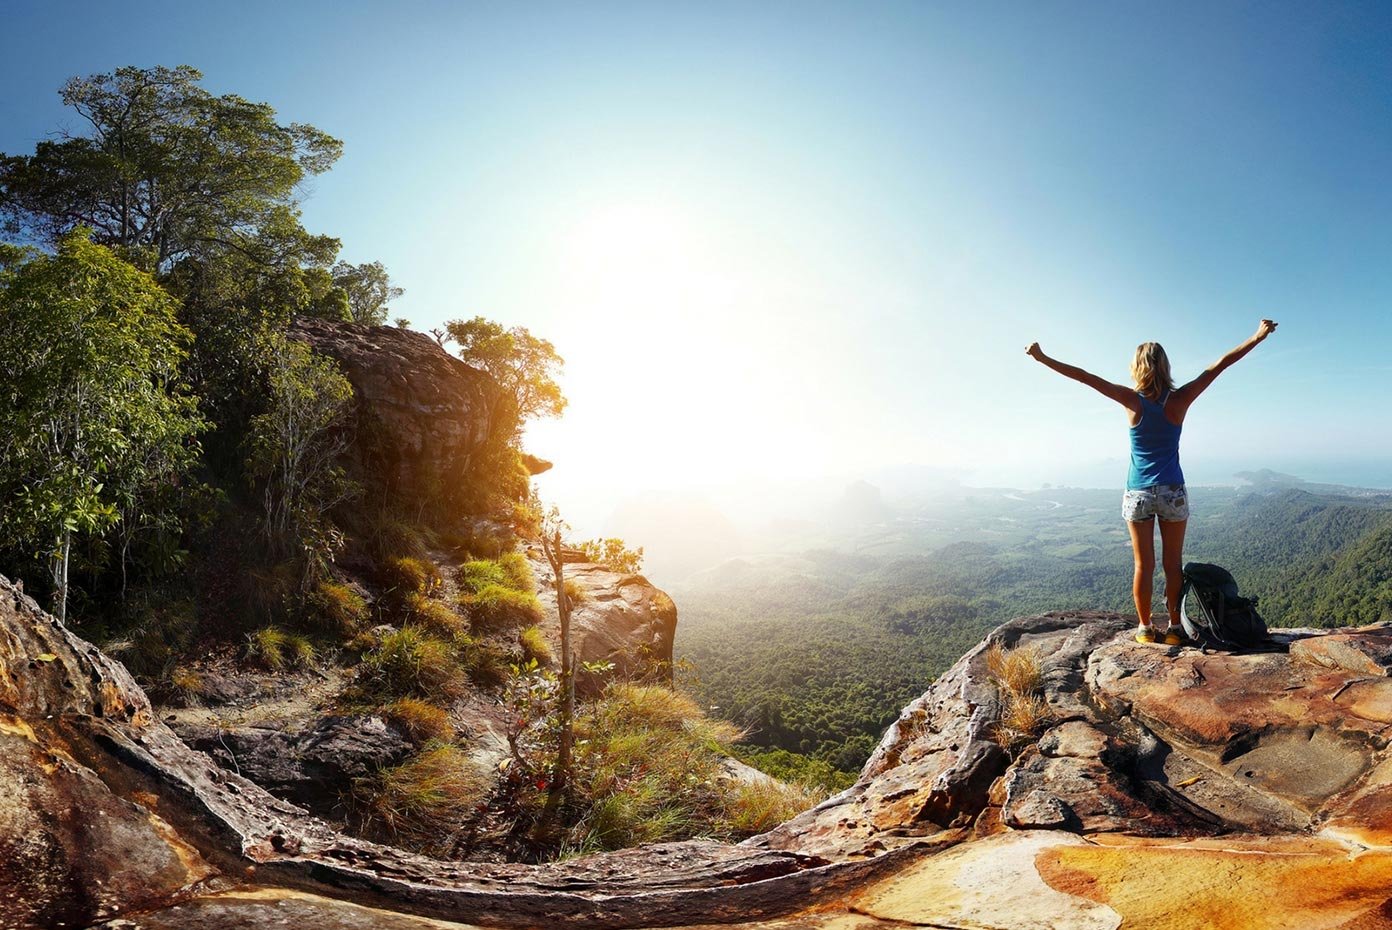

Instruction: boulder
[173,714,413,814]
[288,318,508,508]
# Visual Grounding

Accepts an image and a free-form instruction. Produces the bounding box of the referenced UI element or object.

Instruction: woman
[1025,320,1278,644]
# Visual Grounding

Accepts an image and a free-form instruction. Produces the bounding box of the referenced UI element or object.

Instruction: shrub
[359,743,491,854]
[382,697,454,745]
[307,580,369,634]
[517,625,554,666]
[985,642,1043,697]
[407,593,466,637]
[460,583,541,633]
[382,556,440,597]
[359,627,467,701]
[577,538,643,574]
[364,514,432,562]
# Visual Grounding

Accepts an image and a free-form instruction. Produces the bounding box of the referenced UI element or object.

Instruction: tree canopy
[445,316,566,433]
[0,229,205,619]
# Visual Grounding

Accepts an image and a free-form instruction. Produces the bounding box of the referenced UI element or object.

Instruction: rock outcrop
[12,565,1392,928]
[289,318,508,505]
[529,546,678,694]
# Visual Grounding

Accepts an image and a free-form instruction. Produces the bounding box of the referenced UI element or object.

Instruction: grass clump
[721,778,824,835]
[984,642,1049,749]
[382,556,440,597]
[307,580,369,635]
[246,626,316,671]
[359,743,491,854]
[406,593,466,637]
[460,583,541,633]
[459,635,510,688]
[359,627,467,702]
[562,578,589,608]
[382,697,454,745]
[517,625,554,666]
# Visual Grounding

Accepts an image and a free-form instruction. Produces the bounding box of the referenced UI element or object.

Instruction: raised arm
[1171,319,1278,410]
[1026,342,1138,410]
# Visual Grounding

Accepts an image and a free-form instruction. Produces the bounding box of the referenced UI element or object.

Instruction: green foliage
[444,316,566,434]
[732,747,856,794]
[244,333,357,568]
[332,260,403,325]
[246,626,314,671]
[0,229,205,618]
[406,594,466,637]
[577,538,645,575]
[456,553,540,633]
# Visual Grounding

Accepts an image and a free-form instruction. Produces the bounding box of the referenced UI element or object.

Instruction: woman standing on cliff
[1025,320,1278,644]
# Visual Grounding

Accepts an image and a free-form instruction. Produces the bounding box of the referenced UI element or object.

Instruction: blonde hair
[1131,342,1174,400]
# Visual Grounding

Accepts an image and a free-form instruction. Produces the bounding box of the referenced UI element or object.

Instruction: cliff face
[288,318,510,506]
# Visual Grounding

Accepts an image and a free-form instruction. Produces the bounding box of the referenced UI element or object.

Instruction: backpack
[1179,562,1269,649]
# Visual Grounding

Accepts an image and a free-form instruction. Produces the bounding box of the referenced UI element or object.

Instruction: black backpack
[1179,562,1269,649]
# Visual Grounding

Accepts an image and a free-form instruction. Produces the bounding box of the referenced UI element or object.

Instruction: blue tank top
[1127,391,1184,490]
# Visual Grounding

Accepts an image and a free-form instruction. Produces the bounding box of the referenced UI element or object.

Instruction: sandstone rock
[289,319,507,507]
[1291,624,1392,677]
[529,549,678,694]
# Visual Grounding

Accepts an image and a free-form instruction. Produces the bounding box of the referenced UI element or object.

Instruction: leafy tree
[244,333,356,576]
[332,260,403,325]
[0,64,341,270]
[0,230,204,621]
[444,316,566,434]
[577,538,645,574]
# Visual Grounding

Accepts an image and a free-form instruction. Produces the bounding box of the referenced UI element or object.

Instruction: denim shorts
[1122,484,1189,523]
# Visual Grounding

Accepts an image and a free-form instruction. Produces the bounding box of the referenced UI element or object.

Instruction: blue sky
[4,1,1392,526]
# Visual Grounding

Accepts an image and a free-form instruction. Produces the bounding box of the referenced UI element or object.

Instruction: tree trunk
[50,529,71,624]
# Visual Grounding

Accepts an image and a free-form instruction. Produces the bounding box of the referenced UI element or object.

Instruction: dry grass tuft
[360,744,491,854]
[407,594,466,637]
[382,697,454,745]
[721,779,824,836]
[307,580,369,635]
[985,642,1043,696]
[985,642,1049,750]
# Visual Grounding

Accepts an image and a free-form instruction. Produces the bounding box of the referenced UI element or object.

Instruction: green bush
[457,558,508,593]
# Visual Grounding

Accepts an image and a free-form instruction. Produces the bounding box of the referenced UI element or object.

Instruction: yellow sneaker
[1162,630,1184,646]
[1135,626,1159,644]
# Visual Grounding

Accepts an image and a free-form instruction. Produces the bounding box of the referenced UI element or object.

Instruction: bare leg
[1159,518,1188,627]
[1126,517,1156,627]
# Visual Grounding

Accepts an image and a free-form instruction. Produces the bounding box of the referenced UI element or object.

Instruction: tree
[332,260,403,325]
[536,504,576,839]
[444,316,566,434]
[0,65,341,271]
[244,333,357,577]
[0,230,204,621]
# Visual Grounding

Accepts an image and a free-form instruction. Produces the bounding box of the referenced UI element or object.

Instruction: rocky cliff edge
[10,579,1392,928]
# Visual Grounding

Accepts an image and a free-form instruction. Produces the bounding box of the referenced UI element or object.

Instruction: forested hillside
[677,483,1392,782]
